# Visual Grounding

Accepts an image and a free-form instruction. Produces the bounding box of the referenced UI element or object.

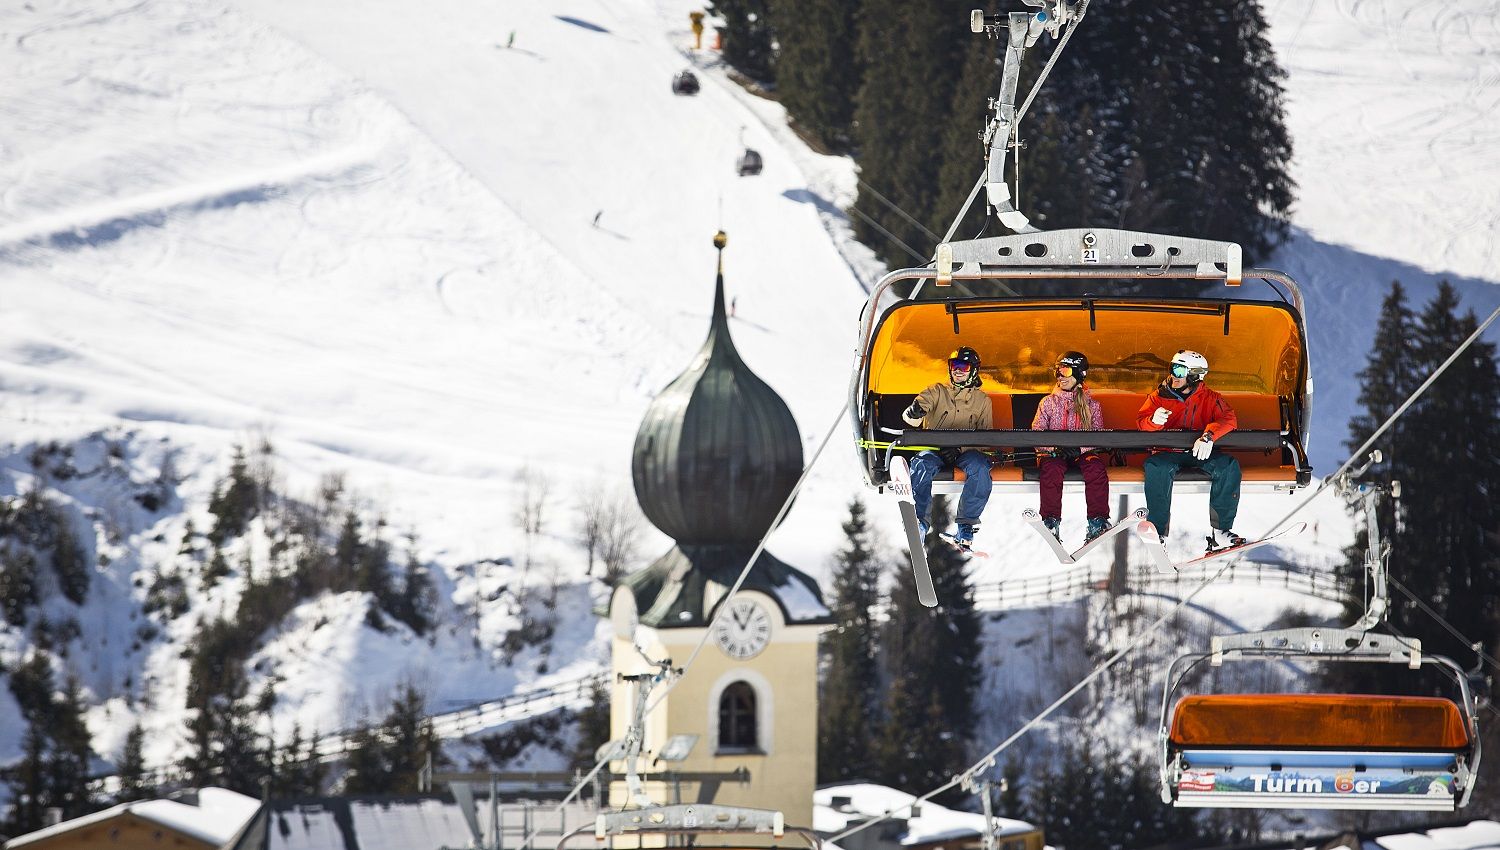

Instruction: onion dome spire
[631,232,803,544]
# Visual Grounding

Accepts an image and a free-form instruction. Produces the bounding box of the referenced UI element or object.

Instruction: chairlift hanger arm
[972,2,1084,234]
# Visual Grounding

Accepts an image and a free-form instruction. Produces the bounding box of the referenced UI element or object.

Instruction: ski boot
[953,523,979,547]
[917,518,930,539]
[1205,528,1247,554]
[1085,516,1110,542]
[1041,516,1061,542]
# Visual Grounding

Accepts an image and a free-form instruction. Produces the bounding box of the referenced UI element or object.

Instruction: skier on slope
[901,346,994,547]
[1031,351,1111,545]
[1137,350,1244,553]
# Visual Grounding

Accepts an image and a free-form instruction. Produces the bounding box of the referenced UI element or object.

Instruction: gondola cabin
[851,229,1313,496]
[737,148,763,176]
[673,70,701,96]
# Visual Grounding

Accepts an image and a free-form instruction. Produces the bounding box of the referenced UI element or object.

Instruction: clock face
[712,599,772,660]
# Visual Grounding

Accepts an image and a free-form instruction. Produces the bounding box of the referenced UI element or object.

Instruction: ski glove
[1192,432,1214,460]
[1151,407,1172,426]
[902,399,926,426]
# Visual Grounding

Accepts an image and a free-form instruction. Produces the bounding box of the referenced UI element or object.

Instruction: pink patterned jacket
[1030,387,1104,454]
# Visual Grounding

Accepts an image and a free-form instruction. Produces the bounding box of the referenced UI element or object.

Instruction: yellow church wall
[608,591,824,831]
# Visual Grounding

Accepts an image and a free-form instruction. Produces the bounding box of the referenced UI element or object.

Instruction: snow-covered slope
[0,0,1494,783]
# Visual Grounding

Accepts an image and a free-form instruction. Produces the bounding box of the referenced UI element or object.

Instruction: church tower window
[718,681,759,752]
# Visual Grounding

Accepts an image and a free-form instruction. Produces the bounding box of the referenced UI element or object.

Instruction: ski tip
[1134,518,1162,544]
[917,589,939,608]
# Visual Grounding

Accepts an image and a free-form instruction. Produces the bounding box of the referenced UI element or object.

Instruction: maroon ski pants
[1038,454,1110,520]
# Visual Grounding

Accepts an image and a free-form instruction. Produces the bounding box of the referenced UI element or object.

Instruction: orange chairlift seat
[1170,694,1471,751]
[850,229,1314,497]
[1157,630,1483,812]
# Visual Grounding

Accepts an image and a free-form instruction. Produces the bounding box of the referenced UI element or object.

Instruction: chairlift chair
[1157,631,1481,811]
[850,228,1315,498]
[672,69,701,96]
[1156,456,1482,811]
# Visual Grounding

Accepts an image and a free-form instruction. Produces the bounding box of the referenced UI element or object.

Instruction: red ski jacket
[1136,382,1238,441]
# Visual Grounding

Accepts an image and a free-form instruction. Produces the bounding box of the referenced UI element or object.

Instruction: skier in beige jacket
[900,346,994,545]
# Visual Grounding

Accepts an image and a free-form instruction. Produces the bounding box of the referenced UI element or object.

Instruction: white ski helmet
[1170,349,1209,383]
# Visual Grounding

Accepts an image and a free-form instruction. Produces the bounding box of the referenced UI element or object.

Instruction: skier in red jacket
[1136,350,1244,553]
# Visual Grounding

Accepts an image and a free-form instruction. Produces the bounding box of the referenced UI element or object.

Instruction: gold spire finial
[713,230,728,249]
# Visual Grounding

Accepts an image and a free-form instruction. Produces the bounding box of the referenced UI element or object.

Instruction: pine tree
[1332,281,1500,702]
[1026,734,1205,848]
[710,0,776,82]
[181,619,269,794]
[873,498,979,799]
[769,0,862,151]
[47,504,89,605]
[208,445,260,543]
[341,723,388,794]
[381,684,441,794]
[116,723,151,803]
[570,678,612,774]
[4,722,49,835]
[1017,0,1293,261]
[344,685,443,794]
[0,546,39,626]
[851,0,970,265]
[46,676,94,819]
[818,499,882,782]
[1401,284,1500,664]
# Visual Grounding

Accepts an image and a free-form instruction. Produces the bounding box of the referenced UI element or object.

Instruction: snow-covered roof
[262,797,477,850]
[813,783,1033,846]
[1369,820,1500,850]
[6,787,260,849]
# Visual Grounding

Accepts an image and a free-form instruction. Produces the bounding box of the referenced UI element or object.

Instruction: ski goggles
[948,358,975,372]
[1056,366,1078,378]
[1170,363,1208,378]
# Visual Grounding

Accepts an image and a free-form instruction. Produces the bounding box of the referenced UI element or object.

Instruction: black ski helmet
[1057,351,1089,383]
[948,346,982,388]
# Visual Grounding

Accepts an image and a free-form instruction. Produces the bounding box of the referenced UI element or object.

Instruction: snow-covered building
[813,784,1041,850]
[4,788,259,850]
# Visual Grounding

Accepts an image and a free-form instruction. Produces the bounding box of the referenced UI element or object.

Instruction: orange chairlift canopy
[866,298,1304,399]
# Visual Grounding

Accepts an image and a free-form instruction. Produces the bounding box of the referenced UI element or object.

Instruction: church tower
[605,232,831,828]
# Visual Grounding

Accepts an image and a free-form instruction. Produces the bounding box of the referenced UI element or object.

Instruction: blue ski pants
[910,449,992,527]
[1144,451,1241,537]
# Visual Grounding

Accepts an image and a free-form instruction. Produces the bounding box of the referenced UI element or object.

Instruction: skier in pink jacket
[1030,351,1111,543]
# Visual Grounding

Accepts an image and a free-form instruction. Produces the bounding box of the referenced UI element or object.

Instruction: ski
[889,457,939,607]
[1023,508,1146,564]
[898,500,939,607]
[1134,520,1307,573]
[937,533,989,558]
[886,454,913,499]
[1023,509,1077,564]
